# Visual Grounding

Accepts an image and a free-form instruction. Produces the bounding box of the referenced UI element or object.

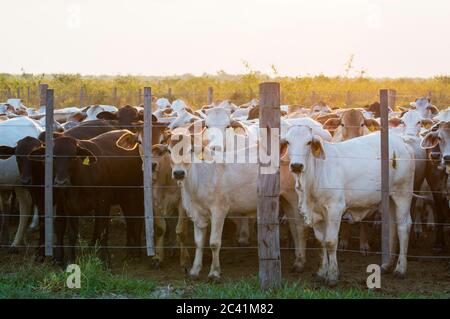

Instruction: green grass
[0,253,156,299]
[2,256,449,299]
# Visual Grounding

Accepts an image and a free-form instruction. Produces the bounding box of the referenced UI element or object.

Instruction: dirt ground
[1,216,450,297]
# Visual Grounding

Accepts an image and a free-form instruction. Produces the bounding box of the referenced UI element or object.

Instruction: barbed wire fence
[0,83,449,290]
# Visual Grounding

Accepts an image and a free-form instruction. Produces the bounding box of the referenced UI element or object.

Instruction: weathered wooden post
[168,88,172,101]
[380,89,396,266]
[258,82,282,290]
[6,88,11,99]
[207,87,213,105]
[143,87,155,256]
[17,87,21,99]
[43,86,54,256]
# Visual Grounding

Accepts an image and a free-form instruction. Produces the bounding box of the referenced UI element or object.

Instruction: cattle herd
[0,94,449,287]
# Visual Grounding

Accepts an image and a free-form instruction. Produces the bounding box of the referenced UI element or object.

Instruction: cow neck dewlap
[295,152,318,226]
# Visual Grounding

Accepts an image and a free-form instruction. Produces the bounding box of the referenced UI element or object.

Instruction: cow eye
[340,123,344,127]
[307,141,311,145]
[361,123,365,127]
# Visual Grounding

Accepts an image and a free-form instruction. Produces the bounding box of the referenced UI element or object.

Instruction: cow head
[323,109,380,140]
[0,136,44,185]
[203,107,247,152]
[421,121,450,171]
[29,137,97,186]
[396,110,434,137]
[97,105,146,130]
[410,97,439,119]
[282,125,325,175]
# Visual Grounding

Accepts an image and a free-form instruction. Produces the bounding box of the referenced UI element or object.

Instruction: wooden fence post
[207,87,213,105]
[380,89,396,266]
[143,87,155,256]
[43,86,54,256]
[258,82,281,290]
[6,88,11,99]
[168,88,172,101]
[17,87,21,99]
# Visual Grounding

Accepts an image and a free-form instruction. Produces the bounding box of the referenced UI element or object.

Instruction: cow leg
[324,207,343,286]
[176,203,190,271]
[28,206,39,232]
[313,221,328,281]
[10,187,32,250]
[0,191,11,248]
[281,197,307,273]
[53,215,67,267]
[66,217,79,267]
[189,219,207,279]
[381,199,399,273]
[152,209,166,268]
[208,209,226,282]
[392,197,412,278]
[236,218,250,247]
[359,222,370,256]
[433,195,446,252]
[35,206,45,262]
[338,223,351,250]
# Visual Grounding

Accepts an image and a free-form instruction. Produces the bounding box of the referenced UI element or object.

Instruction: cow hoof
[8,246,19,254]
[380,264,392,274]
[326,279,338,288]
[207,274,221,283]
[34,255,45,263]
[290,263,304,273]
[187,273,201,281]
[314,274,326,283]
[393,271,406,279]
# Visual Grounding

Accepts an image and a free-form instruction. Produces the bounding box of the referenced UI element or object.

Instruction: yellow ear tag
[369,125,375,132]
[197,152,204,161]
[83,157,90,166]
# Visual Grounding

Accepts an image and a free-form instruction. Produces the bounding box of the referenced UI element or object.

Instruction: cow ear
[77,146,97,165]
[426,105,439,115]
[230,120,247,136]
[388,118,402,128]
[97,111,117,120]
[364,118,380,132]
[310,137,325,159]
[151,144,168,157]
[280,139,288,159]
[116,132,139,151]
[420,132,440,149]
[152,114,158,122]
[323,118,341,132]
[29,147,46,161]
[188,120,206,135]
[420,119,434,129]
[0,145,16,160]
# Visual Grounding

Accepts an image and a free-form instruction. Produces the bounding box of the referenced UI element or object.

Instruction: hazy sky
[1,0,449,77]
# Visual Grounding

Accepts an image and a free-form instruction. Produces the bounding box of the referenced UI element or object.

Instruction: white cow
[282,126,415,285]
[83,105,118,121]
[0,117,43,249]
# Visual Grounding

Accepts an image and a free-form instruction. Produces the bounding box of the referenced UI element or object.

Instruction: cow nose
[430,152,441,161]
[54,178,69,186]
[290,163,304,173]
[173,170,185,180]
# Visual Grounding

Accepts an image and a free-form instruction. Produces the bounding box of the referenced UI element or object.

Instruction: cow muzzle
[173,170,185,180]
[54,178,70,186]
[290,163,304,174]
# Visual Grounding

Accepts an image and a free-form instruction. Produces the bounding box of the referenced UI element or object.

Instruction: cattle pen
[0,83,449,299]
